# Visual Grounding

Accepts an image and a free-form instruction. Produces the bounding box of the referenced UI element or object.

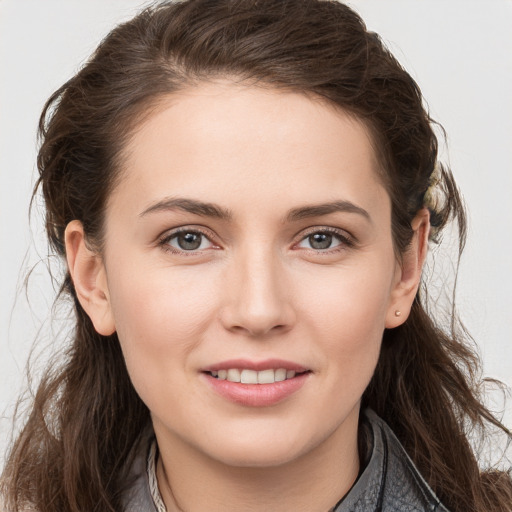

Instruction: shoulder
[334,409,450,512]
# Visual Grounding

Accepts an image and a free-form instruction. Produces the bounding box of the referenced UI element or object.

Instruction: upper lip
[201,358,308,372]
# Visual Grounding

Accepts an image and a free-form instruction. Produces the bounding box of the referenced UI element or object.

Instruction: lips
[201,359,311,406]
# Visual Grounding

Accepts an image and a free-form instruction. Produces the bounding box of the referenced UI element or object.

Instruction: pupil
[310,233,332,250]
[178,232,202,250]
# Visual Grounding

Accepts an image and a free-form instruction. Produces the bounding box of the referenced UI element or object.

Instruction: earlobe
[385,209,430,329]
[65,220,116,336]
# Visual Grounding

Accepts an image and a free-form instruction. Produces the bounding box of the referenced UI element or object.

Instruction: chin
[198,427,321,469]
[211,445,304,469]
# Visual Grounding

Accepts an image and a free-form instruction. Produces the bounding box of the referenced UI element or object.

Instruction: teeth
[274,368,286,382]
[210,368,303,384]
[257,369,275,384]
[227,368,241,382]
[241,369,258,384]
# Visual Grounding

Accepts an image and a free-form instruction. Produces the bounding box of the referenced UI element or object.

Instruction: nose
[219,248,296,338]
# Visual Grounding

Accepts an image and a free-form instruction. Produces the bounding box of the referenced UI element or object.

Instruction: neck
[154,410,361,512]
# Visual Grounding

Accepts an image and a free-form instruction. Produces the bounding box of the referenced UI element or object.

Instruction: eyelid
[157,225,220,253]
[293,226,357,251]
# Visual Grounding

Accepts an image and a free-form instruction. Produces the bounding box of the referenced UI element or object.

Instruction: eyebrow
[139,197,233,220]
[286,200,372,223]
[139,197,371,223]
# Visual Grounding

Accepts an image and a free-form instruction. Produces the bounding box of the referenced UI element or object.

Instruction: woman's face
[88,83,411,467]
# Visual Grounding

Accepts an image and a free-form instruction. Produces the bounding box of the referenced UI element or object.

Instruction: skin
[65,82,429,511]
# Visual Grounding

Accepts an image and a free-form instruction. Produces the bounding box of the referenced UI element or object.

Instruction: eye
[162,229,215,253]
[296,229,353,251]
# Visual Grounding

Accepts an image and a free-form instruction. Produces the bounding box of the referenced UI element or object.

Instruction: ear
[65,220,116,335]
[385,209,430,328]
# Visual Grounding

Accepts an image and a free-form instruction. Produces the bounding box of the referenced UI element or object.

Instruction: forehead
[109,82,388,220]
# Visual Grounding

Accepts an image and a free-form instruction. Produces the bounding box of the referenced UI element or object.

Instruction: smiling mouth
[206,368,309,384]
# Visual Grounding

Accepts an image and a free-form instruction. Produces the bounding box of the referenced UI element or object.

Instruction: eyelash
[293,227,355,253]
[157,226,356,255]
[157,227,218,255]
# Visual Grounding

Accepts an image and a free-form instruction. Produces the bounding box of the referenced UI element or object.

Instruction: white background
[1,0,511,466]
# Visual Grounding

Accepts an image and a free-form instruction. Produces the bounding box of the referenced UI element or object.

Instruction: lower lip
[202,372,310,407]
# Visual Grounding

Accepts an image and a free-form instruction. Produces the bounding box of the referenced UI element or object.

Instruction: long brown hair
[2,1,511,510]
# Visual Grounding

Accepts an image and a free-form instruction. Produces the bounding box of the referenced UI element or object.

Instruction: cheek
[300,261,393,331]
[109,262,219,342]
[106,263,220,395]
[295,259,394,375]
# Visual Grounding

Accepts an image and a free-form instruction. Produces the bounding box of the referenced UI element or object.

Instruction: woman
[1,0,511,511]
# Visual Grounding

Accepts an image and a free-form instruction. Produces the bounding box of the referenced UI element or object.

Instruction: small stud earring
[394,310,402,317]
